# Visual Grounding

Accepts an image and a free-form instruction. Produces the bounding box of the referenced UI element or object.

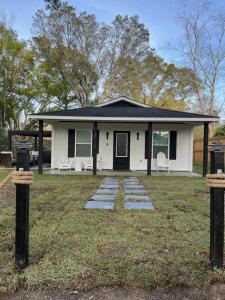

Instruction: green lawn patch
[0,172,225,294]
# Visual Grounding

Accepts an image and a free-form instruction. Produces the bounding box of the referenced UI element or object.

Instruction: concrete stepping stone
[125,188,146,194]
[85,201,115,209]
[124,202,154,210]
[96,188,118,194]
[125,184,144,189]
[125,195,150,201]
[124,179,139,182]
[103,177,119,181]
[91,194,116,201]
[100,184,119,189]
[125,181,140,185]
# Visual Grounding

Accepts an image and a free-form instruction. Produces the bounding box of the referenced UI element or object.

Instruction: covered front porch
[44,169,201,177]
[36,120,209,176]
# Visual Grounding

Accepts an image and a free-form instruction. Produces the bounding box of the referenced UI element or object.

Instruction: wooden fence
[193,136,225,163]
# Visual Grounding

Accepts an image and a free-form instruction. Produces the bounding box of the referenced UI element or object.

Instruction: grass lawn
[0,171,225,295]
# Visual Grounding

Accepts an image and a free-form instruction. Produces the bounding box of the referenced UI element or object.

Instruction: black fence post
[15,148,30,270]
[209,150,225,268]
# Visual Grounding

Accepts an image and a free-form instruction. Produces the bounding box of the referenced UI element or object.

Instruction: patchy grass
[0,171,225,294]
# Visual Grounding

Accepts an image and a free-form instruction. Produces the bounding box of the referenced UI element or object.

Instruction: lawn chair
[83,155,102,171]
[58,157,72,170]
[156,152,170,173]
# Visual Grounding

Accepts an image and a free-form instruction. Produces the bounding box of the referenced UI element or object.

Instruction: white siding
[51,122,194,172]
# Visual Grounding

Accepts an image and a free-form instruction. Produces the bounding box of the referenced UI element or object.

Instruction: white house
[29,96,219,175]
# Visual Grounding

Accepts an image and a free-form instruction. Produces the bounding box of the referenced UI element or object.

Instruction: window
[76,130,92,157]
[116,133,128,157]
[153,131,169,159]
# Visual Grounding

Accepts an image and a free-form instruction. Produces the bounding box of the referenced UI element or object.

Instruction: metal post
[93,122,97,175]
[7,130,12,151]
[203,122,209,177]
[210,150,225,268]
[34,136,38,151]
[147,122,152,175]
[15,148,30,269]
[38,120,43,174]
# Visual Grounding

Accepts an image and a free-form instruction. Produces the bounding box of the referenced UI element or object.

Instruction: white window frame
[75,129,92,158]
[152,131,170,159]
[116,132,128,158]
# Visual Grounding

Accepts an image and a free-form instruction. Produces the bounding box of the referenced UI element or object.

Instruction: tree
[32,3,150,107]
[0,21,36,129]
[171,1,225,115]
[112,54,197,111]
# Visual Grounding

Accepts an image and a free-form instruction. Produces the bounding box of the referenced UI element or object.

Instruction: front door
[113,131,130,170]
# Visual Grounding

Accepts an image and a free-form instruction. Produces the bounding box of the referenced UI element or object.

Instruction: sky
[0,0,225,63]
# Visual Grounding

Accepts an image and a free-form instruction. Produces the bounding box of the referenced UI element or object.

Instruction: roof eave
[28,115,219,123]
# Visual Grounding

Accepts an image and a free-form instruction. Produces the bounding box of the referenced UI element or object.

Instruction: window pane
[77,131,91,143]
[116,133,127,157]
[153,145,168,159]
[76,144,91,157]
[153,131,168,145]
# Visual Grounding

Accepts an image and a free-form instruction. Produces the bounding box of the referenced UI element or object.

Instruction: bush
[0,128,8,151]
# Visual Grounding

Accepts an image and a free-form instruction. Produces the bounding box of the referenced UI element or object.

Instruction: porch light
[137,132,140,140]
[106,132,109,140]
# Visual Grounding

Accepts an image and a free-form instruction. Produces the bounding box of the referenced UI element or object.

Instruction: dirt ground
[2,285,225,300]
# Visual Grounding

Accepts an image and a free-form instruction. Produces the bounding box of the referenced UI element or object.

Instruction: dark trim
[8,129,51,137]
[93,122,98,175]
[68,129,75,158]
[113,131,130,170]
[38,120,43,174]
[147,122,152,175]
[169,131,177,160]
[203,122,209,177]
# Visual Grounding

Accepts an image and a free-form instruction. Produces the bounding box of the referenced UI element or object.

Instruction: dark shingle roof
[31,106,217,119]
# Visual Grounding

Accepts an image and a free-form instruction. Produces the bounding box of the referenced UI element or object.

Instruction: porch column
[92,121,98,175]
[7,130,12,151]
[34,136,38,151]
[38,120,43,174]
[203,122,209,177]
[147,122,153,175]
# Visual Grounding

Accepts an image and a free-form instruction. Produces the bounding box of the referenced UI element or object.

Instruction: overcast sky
[0,0,225,63]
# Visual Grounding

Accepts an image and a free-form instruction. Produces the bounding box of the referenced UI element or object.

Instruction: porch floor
[44,169,201,177]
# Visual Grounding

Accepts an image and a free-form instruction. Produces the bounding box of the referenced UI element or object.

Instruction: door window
[116,133,128,157]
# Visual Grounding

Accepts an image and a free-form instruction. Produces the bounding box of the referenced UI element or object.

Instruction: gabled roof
[29,99,219,124]
[96,96,149,108]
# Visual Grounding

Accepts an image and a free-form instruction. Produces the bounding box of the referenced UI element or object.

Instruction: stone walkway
[84,177,155,210]
[124,177,154,210]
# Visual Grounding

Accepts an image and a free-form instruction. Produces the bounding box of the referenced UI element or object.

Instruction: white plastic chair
[83,155,102,171]
[156,152,170,173]
[58,157,72,170]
